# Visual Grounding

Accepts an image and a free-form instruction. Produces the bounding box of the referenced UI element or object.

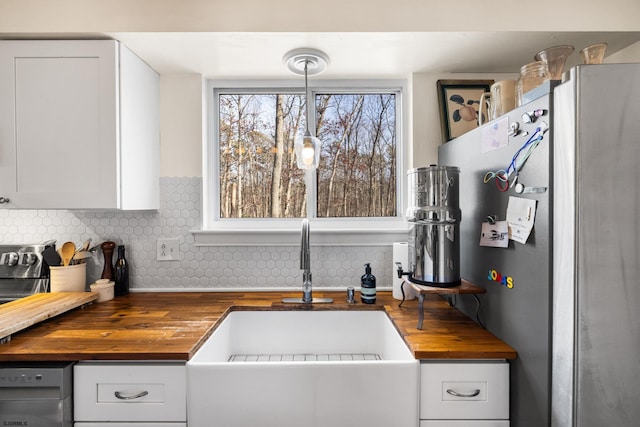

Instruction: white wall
[607,40,640,62]
[159,74,204,177]
[2,0,639,32]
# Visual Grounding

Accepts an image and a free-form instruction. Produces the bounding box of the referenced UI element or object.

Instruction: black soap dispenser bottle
[360,263,376,304]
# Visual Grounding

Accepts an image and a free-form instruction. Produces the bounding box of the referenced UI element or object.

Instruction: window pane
[316,93,397,218]
[218,93,307,218]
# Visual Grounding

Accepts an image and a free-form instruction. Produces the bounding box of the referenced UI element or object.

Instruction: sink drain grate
[228,353,381,362]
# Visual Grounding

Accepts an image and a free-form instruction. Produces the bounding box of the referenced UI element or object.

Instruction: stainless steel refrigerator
[438,63,640,427]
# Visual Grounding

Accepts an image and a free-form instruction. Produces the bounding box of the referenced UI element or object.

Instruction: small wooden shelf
[409,279,486,296]
[407,279,486,330]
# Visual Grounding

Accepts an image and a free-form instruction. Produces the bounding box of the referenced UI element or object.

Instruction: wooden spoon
[71,250,93,264]
[79,238,91,252]
[60,241,76,266]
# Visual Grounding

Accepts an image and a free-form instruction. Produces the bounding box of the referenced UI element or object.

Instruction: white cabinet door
[420,421,509,426]
[421,361,509,422]
[118,45,160,210]
[75,424,186,427]
[74,362,186,423]
[0,40,159,210]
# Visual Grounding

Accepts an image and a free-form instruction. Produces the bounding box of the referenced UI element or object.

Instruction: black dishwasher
[0,362,73,427]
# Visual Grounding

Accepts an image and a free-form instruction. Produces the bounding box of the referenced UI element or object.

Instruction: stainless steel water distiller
[405,165,461,287]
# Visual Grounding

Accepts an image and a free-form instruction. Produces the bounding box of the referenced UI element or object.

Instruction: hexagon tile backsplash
[0,177,393,290]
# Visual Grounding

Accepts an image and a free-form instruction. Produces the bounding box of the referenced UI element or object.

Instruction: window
[198,80,409,245]
[218,92,307,219]
[217,91,398,219]
[316,93,397,219]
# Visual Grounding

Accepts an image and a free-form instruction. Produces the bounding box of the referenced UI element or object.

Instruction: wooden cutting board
[0,292,98,342]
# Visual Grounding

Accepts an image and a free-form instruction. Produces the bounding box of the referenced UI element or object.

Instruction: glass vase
[534,45,575,80]
[580,43,607,64]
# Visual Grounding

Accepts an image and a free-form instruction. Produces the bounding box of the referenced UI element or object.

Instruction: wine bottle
[114,245,129,296]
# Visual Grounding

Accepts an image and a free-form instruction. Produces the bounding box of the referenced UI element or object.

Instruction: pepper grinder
[100,241,116,280]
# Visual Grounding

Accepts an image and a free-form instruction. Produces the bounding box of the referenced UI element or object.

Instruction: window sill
[191,225,409,246]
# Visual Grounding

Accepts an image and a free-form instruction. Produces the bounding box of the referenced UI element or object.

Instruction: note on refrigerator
[507,196,537,244]
[480,220,509,248]
[481,116,509,153]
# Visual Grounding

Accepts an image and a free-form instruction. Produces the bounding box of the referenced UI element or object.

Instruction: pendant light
[283,48,329,170]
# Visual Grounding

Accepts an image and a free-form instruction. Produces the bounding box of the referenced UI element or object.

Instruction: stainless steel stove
[0,246,72,427]
[0,243,51,303]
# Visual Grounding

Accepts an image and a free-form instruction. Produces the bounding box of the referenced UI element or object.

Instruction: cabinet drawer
[421,421,509,426]
[74,363,186,422]
[421,361,508,420]
[75,424,186,427]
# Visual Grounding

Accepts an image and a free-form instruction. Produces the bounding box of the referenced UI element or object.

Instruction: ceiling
[103,31,640,79]
[3,31,639,79]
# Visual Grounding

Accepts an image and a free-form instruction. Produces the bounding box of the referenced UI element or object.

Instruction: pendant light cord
[304,60,309,92]
[304,60,310,135]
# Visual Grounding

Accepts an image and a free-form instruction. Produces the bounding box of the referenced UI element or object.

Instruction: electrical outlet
[157,238,180,261]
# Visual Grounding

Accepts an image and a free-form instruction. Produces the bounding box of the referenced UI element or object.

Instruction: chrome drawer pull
[446,388,481,398]
[114,390,149,400]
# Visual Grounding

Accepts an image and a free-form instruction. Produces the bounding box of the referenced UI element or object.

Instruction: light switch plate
[157,238,180,261]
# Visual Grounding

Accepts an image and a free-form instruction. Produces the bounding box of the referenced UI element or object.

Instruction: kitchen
[1,1,640,426]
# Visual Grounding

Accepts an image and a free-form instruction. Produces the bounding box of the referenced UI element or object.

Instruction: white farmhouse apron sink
[187,309,419,427]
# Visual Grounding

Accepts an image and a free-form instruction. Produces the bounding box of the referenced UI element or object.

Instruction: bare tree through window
[218,91,397,219]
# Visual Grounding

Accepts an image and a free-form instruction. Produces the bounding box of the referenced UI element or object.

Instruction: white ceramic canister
[90,279,115,302]
[50,263,87,292]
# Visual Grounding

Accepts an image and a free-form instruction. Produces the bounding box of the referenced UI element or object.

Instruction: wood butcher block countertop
[0,291,516,362]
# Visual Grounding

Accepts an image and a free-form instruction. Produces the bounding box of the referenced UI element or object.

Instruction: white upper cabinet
[0,40,159,210]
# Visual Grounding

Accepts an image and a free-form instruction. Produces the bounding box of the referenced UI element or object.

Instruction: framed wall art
[437,79,493,142]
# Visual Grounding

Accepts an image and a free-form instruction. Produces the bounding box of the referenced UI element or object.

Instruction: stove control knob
[20,252,38,265]
[0,252,19,266]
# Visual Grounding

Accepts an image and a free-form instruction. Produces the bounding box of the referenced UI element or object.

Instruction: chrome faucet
[282,218,333,304]
[300,218,313,302]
